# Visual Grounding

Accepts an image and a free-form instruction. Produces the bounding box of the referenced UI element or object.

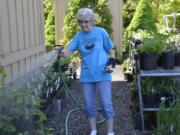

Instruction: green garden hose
[57,58,105,135]
[65,107,79,135]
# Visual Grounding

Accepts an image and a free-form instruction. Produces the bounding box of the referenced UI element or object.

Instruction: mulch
[46,79,155,135]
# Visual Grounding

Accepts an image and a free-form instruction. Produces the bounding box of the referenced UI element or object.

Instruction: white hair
[77,8,96,23]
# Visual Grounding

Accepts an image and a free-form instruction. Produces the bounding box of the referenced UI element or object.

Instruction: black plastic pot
[162,51,175,69]
[157,55,163,67]
[12,118,33,132]
[139,54,158,70]
[47,98,62,117]
[124,73,134,82]
[143,94,157,108]
[175,52,180,66]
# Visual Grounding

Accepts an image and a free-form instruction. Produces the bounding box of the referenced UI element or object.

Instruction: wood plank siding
[0,0,45,84]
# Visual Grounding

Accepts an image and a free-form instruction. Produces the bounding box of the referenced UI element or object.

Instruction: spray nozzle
[53,46,64,72]
[55,47,64,58]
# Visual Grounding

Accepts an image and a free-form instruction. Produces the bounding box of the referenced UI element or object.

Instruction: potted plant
[136,34,165,70]
[175,34,180,66]
[154,77,174,107]
[161,43,176,69]
[160,29,178,69]
[156,99,180,135]
[142,77,174,108]
[142,78,157,108]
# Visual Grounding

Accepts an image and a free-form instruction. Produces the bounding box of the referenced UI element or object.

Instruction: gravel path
[46,65,154,135]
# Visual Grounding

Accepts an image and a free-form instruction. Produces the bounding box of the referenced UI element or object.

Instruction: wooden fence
[0,0,45,84]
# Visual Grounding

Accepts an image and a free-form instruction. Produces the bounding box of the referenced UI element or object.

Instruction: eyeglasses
[77,19,90,24]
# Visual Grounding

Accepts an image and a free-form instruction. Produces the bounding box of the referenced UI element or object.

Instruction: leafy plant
[127,0,157,33]
[136,34,166,54]
[162,28,179,52]
[0,116,16,134]
[142,77,174,94]
[157,0,180,28]
[0,54,5,85]
[122,58,133,73]
[95,0,112,34]
[0,69,55,134]
[44,0,55,46]
[33,104,47,128]
[156,99,180,135]
[123,0,139,28]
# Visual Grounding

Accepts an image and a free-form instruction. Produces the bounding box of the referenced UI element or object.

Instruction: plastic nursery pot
[142,94,157,108]
[12,118,33,132]
[157,54,163,67]
[124,72,134,82]
[175,52,180,66]
[139,53,158,70]
[162,51,175,69]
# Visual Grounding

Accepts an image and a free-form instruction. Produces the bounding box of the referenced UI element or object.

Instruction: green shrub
[158,0,180,29]
[127,0,157,33]
[44,0,55,46]
[61,0,113,46]
[123,0,139,28]
[156,99,180,135]
[0,54,5,85]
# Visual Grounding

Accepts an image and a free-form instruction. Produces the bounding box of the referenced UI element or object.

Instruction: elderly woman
[63,8,115,135]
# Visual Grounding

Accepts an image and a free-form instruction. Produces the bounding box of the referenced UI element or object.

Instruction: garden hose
[54,51,105,135]
[60,70,105,135]
[65,107,79,135]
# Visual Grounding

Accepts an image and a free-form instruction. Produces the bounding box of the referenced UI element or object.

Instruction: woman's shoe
[107,132,114,135]
[90,130,97,135]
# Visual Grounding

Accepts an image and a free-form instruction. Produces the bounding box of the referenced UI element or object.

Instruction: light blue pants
[82,80,114,119]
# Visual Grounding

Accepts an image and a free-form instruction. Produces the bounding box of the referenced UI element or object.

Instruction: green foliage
[136,34,167,54]
[0,80,48,134]
[44,0,55,46]
[0,54,5,85]
[158,0,180,28]
[0,116,16,134]
[122,58,133,74]
[156,99,180,135]
[162,28,179,52]
[61,0,113,46]
[60,0,89,46]
[123,0,139,28]
[127,0,157,33]
[95,0,113,35]
[142,77,174,94]
[44,0,54,21]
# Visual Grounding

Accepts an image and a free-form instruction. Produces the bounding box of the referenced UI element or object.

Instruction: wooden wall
[0,0,45,84]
